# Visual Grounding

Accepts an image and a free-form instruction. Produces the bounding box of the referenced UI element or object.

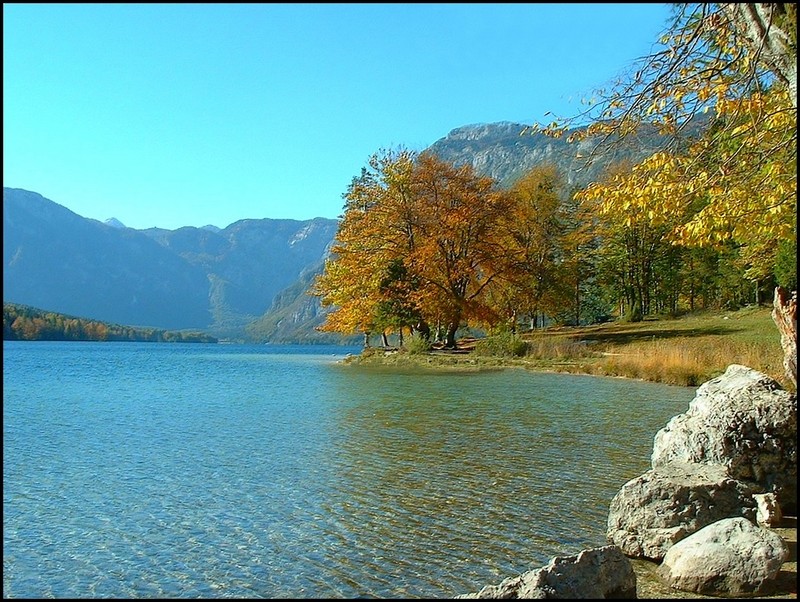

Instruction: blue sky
[4,3,674,230]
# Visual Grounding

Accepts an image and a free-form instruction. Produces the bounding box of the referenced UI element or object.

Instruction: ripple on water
[3,342,693,598]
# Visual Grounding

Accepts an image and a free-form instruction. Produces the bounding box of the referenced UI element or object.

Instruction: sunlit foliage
[529,4,796,282]
[313,149,513,348]
[3,303,216,342]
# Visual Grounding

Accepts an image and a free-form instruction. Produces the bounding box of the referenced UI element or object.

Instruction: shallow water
[3,341,694,598]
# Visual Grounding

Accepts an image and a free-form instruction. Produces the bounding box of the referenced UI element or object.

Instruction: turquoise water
[3,341,694,598]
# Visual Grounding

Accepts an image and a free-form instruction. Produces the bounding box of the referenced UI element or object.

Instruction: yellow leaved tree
[532,3,796,385]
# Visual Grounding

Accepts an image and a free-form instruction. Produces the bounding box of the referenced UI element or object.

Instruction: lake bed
[3,341,694,598]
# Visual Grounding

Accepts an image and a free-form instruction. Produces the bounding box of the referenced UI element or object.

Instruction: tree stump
[772,286,797,388]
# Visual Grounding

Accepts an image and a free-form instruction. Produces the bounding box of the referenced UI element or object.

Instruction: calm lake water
[3,341,694,598]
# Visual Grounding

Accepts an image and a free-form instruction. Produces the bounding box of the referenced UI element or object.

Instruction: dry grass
[347,306,793,391]
[519,306,793,389]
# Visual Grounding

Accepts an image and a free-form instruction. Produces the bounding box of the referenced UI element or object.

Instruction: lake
[3,341,694,598]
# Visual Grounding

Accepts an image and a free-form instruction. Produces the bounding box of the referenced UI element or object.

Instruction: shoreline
[343,306,794,391]
[340,349,700,387]
[631,516,797,599]
[348,349,798,599]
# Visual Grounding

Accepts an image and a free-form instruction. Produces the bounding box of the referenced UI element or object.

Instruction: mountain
[3,120,700,342]
[104,217,127,229]
[3,187,338,337]
[137,217,339,337]
[245,258,345,343]
[426,119,703,190]
[3,188,213,330]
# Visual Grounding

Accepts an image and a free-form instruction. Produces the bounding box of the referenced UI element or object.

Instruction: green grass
[346,306,794,390]
[520,306,791,389]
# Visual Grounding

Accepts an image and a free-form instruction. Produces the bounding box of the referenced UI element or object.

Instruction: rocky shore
[457,364,798,599]
[631,516,796,599]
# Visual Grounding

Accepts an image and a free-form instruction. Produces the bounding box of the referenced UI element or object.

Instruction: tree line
[311,144,794,348]
[313,4,796,352]
[3,303,217,343]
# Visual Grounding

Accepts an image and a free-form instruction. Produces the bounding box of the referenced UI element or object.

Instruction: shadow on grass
[543,326,746,346]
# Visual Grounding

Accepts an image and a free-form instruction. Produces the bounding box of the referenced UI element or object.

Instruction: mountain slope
[245,259,345,343]
[139,217,339,335]
[3,187,338,335]
[3,188,212,329]
[426,120,702,189]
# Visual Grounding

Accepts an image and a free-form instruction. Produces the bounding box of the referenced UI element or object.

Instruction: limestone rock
[651,364,797,512]
[658,517,789,596]
[606,462,757,560]
[754,492,783,527]
[457,545,636,599]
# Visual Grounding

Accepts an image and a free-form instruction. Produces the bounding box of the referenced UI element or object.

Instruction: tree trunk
[772,286,797,388]
[415,319,431,341]
[444,319,460,349]
[723,3,797,109]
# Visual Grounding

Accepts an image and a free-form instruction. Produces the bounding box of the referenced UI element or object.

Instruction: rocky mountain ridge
[3,120,695,341]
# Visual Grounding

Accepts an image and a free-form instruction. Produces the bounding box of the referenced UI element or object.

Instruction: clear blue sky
[4,3,674,230]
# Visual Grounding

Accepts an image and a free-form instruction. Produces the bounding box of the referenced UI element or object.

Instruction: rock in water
[658,517,788,596]
[456,545,636,599]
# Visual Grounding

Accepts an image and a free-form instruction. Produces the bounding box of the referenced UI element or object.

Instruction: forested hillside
[3,303,217,342]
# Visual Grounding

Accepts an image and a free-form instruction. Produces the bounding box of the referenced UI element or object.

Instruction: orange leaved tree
[313,149,514,348]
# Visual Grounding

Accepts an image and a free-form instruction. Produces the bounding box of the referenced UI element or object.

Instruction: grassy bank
[346,306,794,391]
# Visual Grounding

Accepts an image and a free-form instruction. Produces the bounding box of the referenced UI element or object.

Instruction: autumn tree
[493,164,569,330]
[313,149,514,348]
[312,149,419,346]
[410,153,515,345]
[577,161,683,321]
[530,3,796,274]
[530,3,796,383]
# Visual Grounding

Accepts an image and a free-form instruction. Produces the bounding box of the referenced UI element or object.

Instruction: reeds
[594,336,785,386]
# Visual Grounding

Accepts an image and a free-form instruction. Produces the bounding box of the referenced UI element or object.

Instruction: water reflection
[315,366,690,596]
[4,344,692,599]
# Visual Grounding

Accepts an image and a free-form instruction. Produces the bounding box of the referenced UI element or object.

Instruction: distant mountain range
[427,119,701,190]
[3,187,339,341]
[3,120,693,342]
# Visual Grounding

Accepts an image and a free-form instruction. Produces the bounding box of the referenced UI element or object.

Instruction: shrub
[474,332,528,357]
[407,332,432,355]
